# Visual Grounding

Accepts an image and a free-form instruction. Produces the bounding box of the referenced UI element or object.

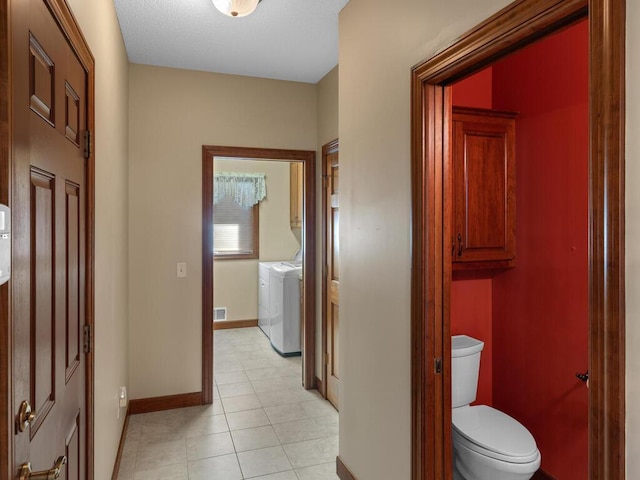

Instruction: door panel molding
[411,0,625,479]
[65,181,81,384]
[202,145,317,403]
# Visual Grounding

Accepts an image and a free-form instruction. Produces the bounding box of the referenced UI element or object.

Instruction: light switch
[119,386,127,408]
[177,262,187,278]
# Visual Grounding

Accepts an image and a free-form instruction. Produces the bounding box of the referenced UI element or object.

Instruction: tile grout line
[117,328,336,479]
[224,328,295,480]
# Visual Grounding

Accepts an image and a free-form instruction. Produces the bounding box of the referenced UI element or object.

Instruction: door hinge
[323,265,328,278]
[435,357,443,375]
[83,324,92,353]
[323,353,329,366]
[83,130,92,159]
[322,175,328,189]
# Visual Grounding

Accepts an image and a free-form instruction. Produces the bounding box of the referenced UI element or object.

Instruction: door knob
[17,400,36,433]
[19,456,66,480]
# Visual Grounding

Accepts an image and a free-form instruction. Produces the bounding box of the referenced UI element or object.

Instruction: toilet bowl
[452,335,541,480]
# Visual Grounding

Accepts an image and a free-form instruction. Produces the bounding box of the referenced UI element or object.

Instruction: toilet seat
[453,405,539,464]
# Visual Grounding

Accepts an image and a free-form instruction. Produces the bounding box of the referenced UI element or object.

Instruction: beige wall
[213,159,301,321]
[128,65,317,399]
[316,66,339,377]
[627,2,640,477]
[318,66,339,146]
[338,0,512,478]
[56,1,640,478]
[64,0,130,478]
[340,1,640,479]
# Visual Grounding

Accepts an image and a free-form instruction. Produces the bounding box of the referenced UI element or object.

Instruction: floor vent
[214,307,227,321]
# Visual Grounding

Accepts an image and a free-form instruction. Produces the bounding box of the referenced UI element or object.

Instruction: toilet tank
[452,335,484,408]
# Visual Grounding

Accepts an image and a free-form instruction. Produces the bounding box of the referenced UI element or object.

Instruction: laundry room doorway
[202,145,317,404]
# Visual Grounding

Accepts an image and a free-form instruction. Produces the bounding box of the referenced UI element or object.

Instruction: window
[213,196,259,259]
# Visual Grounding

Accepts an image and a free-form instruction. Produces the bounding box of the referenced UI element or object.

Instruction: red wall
[451,68,495,407]
[452,67,493,109]
[491,20,588,479]
[451,278,493,406]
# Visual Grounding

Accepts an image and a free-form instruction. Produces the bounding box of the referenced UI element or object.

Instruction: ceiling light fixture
[212,0,262,18]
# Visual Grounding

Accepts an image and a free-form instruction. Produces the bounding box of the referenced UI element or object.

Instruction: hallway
[116,327,339,479]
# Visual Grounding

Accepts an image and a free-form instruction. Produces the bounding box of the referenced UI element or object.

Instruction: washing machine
[258,261,284,338]
[268,262,303,356]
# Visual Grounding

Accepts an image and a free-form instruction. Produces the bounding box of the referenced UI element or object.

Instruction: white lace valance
[214,172,267,208]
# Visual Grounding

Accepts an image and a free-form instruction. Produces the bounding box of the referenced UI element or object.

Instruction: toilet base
[453,441,540,480]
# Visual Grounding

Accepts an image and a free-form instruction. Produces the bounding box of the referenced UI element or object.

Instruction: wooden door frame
[410,0,625,479]
[321,138,339,399]
[202,145,317,403]
[0,0,96,477]
[0,0,10,473]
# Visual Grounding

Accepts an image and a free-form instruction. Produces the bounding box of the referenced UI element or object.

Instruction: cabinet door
[452,108,516,266]
[290,162,303,228]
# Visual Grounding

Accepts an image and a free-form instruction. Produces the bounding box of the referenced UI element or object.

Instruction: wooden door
[452,107,516,267]
[323,140,339,409]
[11,0,91,476]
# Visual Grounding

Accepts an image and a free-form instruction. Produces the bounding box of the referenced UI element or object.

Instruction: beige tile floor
[117,327,339,479]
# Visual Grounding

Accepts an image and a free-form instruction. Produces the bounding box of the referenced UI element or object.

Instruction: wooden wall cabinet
[452,107,517,270]
[290,162,303,228]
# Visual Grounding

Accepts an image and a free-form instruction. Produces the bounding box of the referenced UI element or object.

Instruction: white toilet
[452,335,541,480]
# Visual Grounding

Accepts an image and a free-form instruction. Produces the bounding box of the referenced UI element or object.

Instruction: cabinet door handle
[457,233,463,257]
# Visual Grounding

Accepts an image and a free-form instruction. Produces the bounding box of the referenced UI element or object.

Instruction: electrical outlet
[177,262,187,278]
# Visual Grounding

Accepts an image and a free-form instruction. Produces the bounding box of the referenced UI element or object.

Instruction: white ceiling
[113,0,349,84]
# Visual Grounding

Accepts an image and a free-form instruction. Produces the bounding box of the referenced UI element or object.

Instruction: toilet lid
[453,406,539,463]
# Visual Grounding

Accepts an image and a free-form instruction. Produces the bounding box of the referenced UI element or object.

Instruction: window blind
[213,196,256,256]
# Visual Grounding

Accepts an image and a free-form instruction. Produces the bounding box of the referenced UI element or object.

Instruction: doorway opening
[450,19,588,479]
[212,157,303,336]
[411,1,624,479]
[202,146,316,404]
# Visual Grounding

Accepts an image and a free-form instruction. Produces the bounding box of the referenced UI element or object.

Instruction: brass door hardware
[17,401,36,433]
[19,456,66,480]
